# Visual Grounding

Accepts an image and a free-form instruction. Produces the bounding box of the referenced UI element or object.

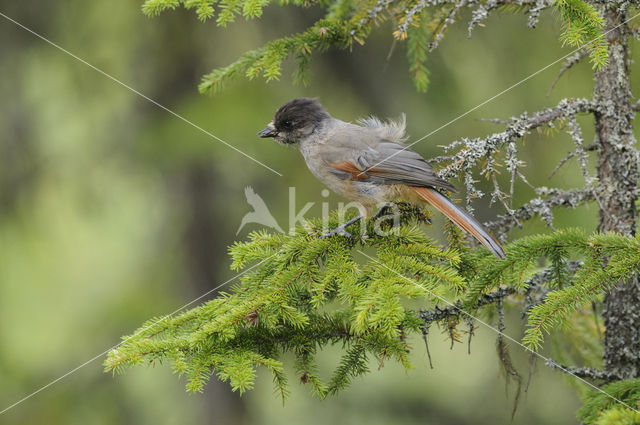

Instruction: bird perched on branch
[258,97,505,258]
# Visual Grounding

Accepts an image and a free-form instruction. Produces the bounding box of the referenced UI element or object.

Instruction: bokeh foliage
[102,3,640,424]
[2,0,638,424]
[140,0,609,94]
[99,1,640,424]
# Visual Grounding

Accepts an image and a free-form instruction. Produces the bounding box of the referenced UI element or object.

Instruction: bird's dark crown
[273,98,329,133]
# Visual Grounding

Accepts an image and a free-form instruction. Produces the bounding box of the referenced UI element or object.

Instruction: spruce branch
[523,232,640,349]
[417,286,516,324]
[107,208,640,397]
[140,0,607,92]
[522,260,583,314]
[578,378,640,424]
[464,229,630,309]
[407,10,431,92]
[106,208,465,396]
[554,0,608,68]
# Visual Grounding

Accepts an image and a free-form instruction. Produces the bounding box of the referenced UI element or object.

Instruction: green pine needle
[105,205,640,400]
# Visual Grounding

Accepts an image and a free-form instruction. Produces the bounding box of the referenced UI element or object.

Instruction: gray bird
[258,97,505,258]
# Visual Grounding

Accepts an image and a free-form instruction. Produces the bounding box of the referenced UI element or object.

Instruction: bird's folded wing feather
[321,127,456,192]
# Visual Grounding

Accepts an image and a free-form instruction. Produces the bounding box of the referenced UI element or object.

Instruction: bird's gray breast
[299,141,342,189]
[300,141,390,206]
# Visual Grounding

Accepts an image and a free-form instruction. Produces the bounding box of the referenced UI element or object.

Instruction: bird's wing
[319,125,504,258]
[321,126,456,192]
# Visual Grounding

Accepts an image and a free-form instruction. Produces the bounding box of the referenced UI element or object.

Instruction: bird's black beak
[258,123,278,138]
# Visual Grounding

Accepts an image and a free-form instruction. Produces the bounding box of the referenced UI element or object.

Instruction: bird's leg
[370,203,403,235]
[372,203,394,219]
[321,215,364,239]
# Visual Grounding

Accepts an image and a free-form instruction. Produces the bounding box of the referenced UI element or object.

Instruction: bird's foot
[372,204,394,219]
[320,227,353,239]
[320,215,364,239]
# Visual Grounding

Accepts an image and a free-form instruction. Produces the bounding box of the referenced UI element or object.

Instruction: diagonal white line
[0,253,278,416]
[360,11,640,176]
[357,249,640,414]
[0,11,283,177]
[2,2,637,417]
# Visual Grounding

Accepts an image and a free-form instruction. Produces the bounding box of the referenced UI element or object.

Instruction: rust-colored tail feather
[411,187,506,259]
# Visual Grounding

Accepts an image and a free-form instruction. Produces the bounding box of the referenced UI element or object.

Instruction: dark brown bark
[147,12,248,423]
[182,163,247,425]
[593,5,640,379]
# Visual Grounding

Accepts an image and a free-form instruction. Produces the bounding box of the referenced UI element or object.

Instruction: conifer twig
[417,287,516,325]
[523,260,583,315]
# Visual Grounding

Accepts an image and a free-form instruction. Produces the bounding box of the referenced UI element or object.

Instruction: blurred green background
[1,1,637,424]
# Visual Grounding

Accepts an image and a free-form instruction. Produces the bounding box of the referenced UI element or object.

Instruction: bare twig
[548,120,599,179]
[506,142,519,207]
[484,188,595,235]
[399,0,554,47]
[438,98,595,180]
[496,297,522,420]
[545,360,623,383]
[466,317,475,354]
[566,114,592,184]
[546,49,588,96]
[421,326,434,368]
[526,0,552,28]
[477,117,511,125]
[548,150,577,179]
[427,154,455,164]
[467,1,495,38]
[430,1,468,51]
